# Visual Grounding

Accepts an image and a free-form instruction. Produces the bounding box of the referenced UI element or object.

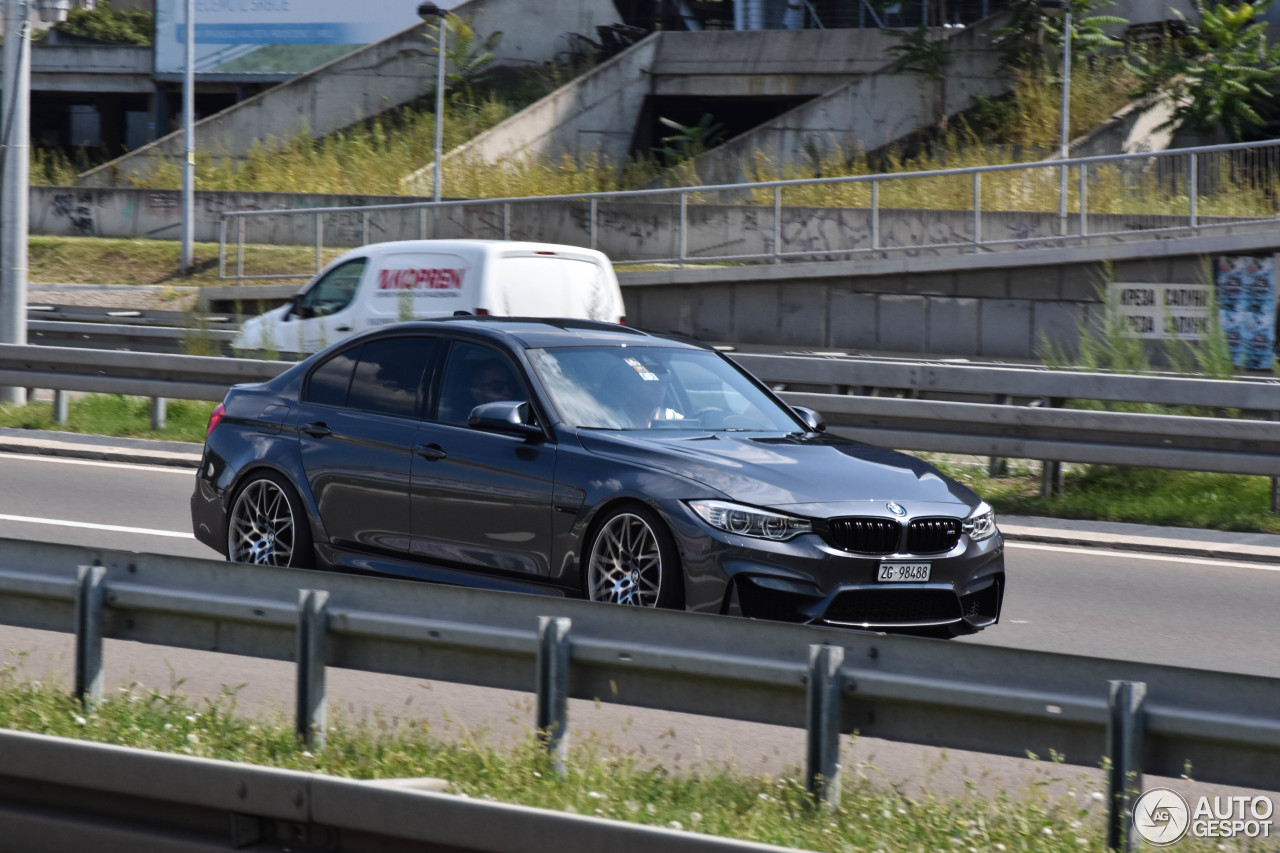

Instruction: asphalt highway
[1,448,1276,803]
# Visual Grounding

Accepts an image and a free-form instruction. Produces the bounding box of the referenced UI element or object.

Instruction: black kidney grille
[825,518,901,554]
[906,518,962,553]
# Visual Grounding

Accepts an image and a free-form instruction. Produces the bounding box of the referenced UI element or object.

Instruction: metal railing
[216,139,1280,281]
[7,344,1280,482]
[2,536,1279,851]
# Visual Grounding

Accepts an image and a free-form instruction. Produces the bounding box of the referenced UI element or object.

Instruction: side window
[436,341,529,426]
[304,344,361,406]
[346,336,438,419]
[295,258,367,318]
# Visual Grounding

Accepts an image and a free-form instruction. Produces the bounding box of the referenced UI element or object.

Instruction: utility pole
[1,0,73,406]
[1,0,33,406]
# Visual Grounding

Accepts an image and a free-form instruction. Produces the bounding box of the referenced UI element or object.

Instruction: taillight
[618,316,627,325]
[206,403,225,437]
[476,307,491,316]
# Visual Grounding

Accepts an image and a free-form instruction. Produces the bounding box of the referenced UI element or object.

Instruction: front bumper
[667,502,1005,632]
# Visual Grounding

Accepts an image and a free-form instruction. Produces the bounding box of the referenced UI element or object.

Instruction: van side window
[436,341,529,425]
[295,258,367,319]
[346,337,438,418]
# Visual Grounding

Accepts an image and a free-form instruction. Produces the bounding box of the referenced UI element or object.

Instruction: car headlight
[687,500,812,541]
[963,503,998,541]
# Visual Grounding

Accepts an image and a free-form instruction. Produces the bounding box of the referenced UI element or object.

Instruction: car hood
[576,431,981,513]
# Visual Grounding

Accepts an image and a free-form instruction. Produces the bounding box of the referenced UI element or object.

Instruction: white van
[233,239,626,355]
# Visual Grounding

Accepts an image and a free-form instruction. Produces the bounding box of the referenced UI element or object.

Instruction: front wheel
[226,472,315,568]
[585,504,684,609]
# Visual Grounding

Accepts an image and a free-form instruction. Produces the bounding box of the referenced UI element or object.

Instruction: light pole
[1,0,74,406]
[1039,0,1071,235]
[418,1,446,232]
[181,0,194,274]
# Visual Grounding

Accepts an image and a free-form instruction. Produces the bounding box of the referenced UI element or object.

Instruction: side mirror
[468,400,543,439]
[792,405,826,433]
[284,293,306,321]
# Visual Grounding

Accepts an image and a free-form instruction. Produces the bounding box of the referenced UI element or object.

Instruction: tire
[226,471,315,568]
[584,504,684,610]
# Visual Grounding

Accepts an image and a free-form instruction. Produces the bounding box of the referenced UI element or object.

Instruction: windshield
[528,346,802,431]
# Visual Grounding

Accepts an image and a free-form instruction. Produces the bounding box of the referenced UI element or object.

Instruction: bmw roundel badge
[886,501,906,517]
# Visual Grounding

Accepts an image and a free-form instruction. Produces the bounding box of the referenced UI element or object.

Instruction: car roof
[368,317,710,350]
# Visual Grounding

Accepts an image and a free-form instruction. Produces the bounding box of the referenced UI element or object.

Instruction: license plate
[877,562,931,582]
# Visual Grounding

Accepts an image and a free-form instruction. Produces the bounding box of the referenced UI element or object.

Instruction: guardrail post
[52,390,68,424]
[1040,398,1064,497]
[805,643,844,807]
[536,616,572,776]
[74,563,107,710]
[1106,680,1147,852]
[296,589,329,750]
[988,394,1010,476]
[150,397,167,431]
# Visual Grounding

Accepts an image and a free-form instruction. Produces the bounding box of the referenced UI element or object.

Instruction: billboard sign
[154,0,424,76]
[1215,255,1277,370]
[1109,282,1213,340]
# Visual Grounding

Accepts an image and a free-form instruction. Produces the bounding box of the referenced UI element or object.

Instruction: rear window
[304,336,438,418]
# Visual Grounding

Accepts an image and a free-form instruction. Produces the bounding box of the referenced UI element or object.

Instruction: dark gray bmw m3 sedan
[191,318,1004,634]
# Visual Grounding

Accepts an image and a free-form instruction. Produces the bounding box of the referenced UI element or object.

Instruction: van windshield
[528,346,801,432]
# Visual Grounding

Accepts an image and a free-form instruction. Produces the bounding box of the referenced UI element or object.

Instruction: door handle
[415,443,447,460]
[335,325,352,332]
[301,422,332,438]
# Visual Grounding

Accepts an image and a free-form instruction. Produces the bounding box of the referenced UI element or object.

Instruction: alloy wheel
[228,478,297,566]
[587,512,663,606]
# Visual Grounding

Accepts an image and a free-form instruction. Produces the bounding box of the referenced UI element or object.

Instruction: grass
[0,664,1259,853]
[0,394,216,443]
[29,235,332,287]
[929,456,1280,534]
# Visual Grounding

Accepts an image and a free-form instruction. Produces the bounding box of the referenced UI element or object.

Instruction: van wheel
[584,504,684,609]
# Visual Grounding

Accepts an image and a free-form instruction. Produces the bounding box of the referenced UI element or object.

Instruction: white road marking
[0,451,195,475]
[1008,541,1280,572]
[0,514,195,539]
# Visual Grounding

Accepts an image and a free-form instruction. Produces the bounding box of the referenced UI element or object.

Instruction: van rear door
[490,254,619,322]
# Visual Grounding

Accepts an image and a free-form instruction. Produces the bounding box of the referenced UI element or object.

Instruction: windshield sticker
[625,357,660,381]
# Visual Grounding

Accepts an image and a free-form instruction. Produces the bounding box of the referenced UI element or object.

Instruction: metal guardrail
[215,139,1280,280]
[5,343,1280,480]
[1,537,1279,851]
[0,728,787,853]
[28,320,239,355]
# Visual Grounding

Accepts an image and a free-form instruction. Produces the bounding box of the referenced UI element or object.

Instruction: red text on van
[377,268,465,290]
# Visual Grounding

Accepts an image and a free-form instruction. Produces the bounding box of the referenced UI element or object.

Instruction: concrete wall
[690,16,1011,185]
[35,184,1252,260]
[401,28,918,192]
[76,0,622,187]
[32,45,152,94]
[650,29,903,98]
[1069,91,1181,159]
[402,34,662,193]
[620,229,1280,360]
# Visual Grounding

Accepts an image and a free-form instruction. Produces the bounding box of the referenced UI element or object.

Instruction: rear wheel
[585,504,684,609]
[226,472,315,568]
